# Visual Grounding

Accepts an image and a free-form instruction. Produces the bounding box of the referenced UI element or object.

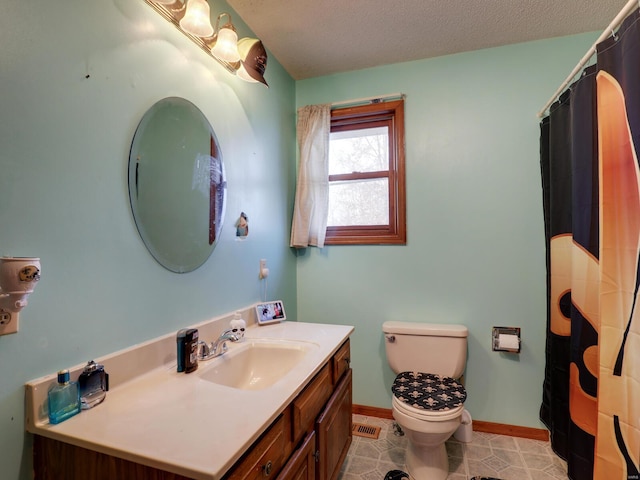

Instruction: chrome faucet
[198,329,240,361]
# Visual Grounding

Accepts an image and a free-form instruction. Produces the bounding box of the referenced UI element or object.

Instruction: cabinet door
[315,369,352,480]
[33,435,194,480]
[276,431,316,480]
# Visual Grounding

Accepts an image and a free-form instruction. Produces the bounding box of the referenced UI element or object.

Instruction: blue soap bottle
[48,369,81,424]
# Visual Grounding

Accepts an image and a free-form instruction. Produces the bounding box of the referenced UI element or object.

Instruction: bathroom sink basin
[198,339,318,390]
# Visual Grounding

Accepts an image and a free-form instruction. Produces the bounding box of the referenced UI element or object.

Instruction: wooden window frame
[325,99,406,245]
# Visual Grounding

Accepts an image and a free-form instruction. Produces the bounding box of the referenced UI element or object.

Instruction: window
[326,99,406,245]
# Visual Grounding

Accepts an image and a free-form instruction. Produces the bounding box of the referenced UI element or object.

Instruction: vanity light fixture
[144,0,268,86]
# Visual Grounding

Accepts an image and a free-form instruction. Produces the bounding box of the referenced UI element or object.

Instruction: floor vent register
[352,423,381,439]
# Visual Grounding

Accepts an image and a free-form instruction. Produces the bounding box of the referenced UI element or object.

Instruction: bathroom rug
[384,470,408,480]
[385,471,501,480]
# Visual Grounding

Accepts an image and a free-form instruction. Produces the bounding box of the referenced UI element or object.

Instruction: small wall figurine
[235,212,249,238]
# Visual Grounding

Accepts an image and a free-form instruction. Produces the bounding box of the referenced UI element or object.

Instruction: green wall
[295,33,598,428]
[1,1,602,477]
[0,1,296,479]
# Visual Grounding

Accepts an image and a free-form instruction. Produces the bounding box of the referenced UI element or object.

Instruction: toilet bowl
[393,397,464,480]
[383,321,468,480]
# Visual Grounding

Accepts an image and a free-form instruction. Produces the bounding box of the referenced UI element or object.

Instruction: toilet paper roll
[498,333,519,350]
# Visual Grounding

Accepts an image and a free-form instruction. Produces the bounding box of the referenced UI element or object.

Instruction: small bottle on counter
[47,369,81,424]
[230,312,246,341]
[176,328,199,373]
[176,329,187,372]
[79,360,109,410]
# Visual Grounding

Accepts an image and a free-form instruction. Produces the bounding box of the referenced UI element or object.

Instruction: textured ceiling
[226,0,627,80]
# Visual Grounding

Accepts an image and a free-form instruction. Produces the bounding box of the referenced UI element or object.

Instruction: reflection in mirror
[129,97,226,273]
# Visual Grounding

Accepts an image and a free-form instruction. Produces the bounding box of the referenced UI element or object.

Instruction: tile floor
[339,415,568,480]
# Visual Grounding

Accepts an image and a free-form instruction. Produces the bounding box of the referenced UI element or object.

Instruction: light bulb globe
[179,0,214,37]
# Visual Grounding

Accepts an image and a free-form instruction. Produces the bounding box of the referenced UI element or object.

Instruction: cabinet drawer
[331,340,350,385]
[225,411,291,480]
[292,364,332,443]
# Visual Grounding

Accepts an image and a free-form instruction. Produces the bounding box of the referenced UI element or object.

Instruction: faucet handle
[197,340,211,359]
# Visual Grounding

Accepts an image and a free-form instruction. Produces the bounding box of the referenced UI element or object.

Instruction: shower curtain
[540,10,640,480]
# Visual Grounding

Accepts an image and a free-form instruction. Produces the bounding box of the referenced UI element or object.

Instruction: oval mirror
[128,97,226,273]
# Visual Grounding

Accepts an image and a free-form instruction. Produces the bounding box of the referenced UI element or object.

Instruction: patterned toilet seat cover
[391,371,467,411]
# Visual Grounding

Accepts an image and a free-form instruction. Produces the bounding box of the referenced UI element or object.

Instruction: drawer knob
[262,460,273,477]
[344,357,350,365]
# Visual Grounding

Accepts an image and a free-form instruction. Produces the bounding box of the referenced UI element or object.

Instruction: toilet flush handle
[385,335,396,343]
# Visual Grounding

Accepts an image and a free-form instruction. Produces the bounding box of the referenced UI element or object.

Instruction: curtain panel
[540,10,640,480]
[290,104,331,248]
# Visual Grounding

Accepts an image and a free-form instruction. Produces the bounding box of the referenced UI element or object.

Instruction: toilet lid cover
[391,372,466,411]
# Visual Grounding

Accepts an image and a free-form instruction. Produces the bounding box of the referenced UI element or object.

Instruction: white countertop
[25,317,353,480]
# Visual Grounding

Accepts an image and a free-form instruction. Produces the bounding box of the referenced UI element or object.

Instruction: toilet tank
[382,321,468,378]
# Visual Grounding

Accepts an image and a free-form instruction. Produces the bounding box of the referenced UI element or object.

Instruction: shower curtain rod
[331,93,404,108]
[537,0,639,118]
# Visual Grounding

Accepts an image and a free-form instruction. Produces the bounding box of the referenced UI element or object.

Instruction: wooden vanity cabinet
[229,339,352,480]
[32,339,352,480]
[280,340,352,480]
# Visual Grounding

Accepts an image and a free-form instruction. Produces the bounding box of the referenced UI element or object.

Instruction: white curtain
[290,104,331,248]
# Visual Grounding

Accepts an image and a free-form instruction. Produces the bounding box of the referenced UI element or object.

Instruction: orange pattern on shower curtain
[550,234,573,336]
[568,240,600,438]
[550,232,601,438]
[595,70,640,479]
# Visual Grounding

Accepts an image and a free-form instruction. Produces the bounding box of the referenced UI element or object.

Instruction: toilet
[382,321,469,480]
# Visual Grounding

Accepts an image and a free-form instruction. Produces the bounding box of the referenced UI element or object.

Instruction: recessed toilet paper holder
[492,326,521,353]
